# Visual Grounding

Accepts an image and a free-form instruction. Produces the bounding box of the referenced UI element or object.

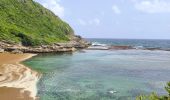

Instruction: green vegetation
[136,82,170,100]
[0,0,74,46]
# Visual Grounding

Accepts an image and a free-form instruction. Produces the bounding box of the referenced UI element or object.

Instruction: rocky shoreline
[0,36,91,53]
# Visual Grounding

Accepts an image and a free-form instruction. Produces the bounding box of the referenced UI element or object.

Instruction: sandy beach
[0,53,39,100]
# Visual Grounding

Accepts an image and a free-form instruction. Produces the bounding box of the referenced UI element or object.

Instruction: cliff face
[0,0,75,46]
[0,0,90,53]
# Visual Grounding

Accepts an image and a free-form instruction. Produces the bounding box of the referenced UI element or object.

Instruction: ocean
[87,38,170,50]
[24,39,170,100]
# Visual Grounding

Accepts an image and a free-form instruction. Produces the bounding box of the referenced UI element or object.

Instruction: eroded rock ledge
[0,37,91,53]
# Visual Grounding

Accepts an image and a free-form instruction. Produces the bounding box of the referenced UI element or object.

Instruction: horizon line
[84,37,170,40]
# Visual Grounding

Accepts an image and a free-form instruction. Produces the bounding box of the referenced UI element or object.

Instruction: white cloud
[78,19,87,26]
[78,18,101,26]
[93,18,101,25]
[40,0,64,17]
[112,5,121,14]
[134,0,170,13]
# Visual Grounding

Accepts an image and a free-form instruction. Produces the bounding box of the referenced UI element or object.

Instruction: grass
[0,0,74,46]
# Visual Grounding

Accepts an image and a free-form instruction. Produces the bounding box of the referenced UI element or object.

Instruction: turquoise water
[24,49,170,100]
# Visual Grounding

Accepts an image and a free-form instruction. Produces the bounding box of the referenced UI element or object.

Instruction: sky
[35,0,170,39]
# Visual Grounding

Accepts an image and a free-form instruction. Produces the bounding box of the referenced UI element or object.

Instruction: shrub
[136,82,170,100]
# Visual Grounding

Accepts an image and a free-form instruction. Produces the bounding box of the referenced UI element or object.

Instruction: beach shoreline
[0,53,39,100]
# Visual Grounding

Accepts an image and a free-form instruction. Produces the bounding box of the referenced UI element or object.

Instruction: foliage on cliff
[0,0,74,46]
[136,82,170,100]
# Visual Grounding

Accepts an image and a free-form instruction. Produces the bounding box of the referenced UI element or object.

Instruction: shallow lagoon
[24,50,170,100]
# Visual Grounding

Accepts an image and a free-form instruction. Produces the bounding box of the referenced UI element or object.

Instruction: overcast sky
[36,0,170,39]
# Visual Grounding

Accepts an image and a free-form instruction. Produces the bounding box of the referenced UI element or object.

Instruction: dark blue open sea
[24,39,170,100]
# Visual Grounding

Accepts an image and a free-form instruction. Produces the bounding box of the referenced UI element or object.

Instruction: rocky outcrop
[0,37,90,53]
[69,35,91,48]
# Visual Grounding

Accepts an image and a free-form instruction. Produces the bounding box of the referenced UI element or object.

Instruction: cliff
[0,0,90,53]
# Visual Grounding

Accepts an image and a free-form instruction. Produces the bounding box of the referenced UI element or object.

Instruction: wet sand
[0,53,39,100]
[0,87,34,100]
[0,53,36,64]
